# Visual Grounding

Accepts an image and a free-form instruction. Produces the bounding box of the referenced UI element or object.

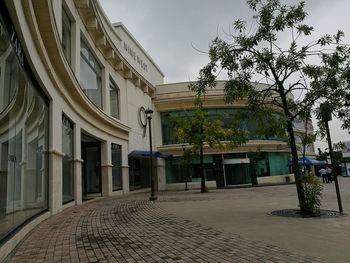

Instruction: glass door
[224,163,251,186]
[82,142,101,196]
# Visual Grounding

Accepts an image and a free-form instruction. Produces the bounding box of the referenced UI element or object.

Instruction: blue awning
[287,157,326,166]
[129,150,172,159]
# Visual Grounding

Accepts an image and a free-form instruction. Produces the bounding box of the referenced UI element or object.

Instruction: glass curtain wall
[111,143,122,191]
[0,17,49,241]
[160,109,285,145]
[62,116,74,203]
[80,40,102,108]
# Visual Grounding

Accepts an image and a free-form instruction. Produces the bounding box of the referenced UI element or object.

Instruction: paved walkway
[7,177,350,263]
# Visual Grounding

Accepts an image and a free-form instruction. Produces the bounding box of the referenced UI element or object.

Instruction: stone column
[121,165,130,194]
[73,126,82,205]
[157,158,166,191]
[101,141,112,197]
[49,150,63,215]
[49,102,63,215]
[101,164,113,197]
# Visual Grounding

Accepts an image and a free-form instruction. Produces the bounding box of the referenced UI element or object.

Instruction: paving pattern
[7,195,327,263]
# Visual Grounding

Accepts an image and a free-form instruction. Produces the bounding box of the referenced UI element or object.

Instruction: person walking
[319,167,328,183]
[327,166,333,183]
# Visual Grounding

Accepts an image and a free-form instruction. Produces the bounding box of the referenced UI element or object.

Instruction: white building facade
[0,0,315,260]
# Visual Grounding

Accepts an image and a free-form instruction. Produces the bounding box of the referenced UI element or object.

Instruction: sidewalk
[158,177,350,263]
[7,177,350,262]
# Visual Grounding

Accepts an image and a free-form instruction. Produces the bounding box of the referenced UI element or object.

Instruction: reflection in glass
[82,143,101,194]
[111,144,122,191]
[109,79,119,119]
[80,40,102,108]
[61,8,71,64]
[62,116,74,203]
[0,18,48,242]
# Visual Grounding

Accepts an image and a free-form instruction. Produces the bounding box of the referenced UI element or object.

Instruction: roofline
[112,22,165,77]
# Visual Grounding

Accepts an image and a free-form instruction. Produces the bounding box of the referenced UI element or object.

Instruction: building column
[49,101,63,215]
[101,165,113,197]
[101,140,112,196]
[73,126,82,205]
[121,165,130,194]
[157,158,166,191]
[49,150,63,215]
[73,159,83,204]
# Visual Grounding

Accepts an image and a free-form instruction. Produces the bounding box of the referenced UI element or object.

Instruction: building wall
[154,81,316,190]
[0,0,164,258]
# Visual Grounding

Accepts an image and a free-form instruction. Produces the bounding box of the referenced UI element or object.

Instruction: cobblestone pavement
[8,196,326,263]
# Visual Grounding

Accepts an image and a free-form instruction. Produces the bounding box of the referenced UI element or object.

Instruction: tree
[190,0,350,212]
[173,97,247,193]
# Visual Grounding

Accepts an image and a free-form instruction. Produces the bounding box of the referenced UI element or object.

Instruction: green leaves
[173,97,248,156]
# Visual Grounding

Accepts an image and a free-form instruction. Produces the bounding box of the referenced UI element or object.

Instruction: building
[154,81,315,189]
[0,0,314,260]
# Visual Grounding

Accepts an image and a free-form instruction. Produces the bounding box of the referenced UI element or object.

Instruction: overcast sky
[99,0,350,151]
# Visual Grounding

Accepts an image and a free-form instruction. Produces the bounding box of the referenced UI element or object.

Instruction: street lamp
[145,108,157,201]
[182,144,189,191]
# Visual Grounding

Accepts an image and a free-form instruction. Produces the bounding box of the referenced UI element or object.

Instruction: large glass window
[109,79,119,119]
[111,143,122,191]
[80,40,102,108]
[0,16,49,241]
[62,115,74,203]
[160,109,285,145]
[61,8,71,64]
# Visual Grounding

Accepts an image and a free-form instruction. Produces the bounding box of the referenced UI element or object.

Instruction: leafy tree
[173,97,247,193]
[190,0,350,212]
[317,142,346,168]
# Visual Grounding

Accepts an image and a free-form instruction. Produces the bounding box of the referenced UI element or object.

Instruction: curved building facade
[0,0,314,259]
[154,81,315,189]
[0,0,164,258]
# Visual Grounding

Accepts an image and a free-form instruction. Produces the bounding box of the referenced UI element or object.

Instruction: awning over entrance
[287,157,326,166]
[129,150,172,159]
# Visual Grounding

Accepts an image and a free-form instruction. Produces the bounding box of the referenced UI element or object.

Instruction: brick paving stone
[6,197,327,263]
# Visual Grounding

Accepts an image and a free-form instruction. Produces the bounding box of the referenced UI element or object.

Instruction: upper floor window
[61,8,71,64]
[109,78,119,119]
[80,40,102,108]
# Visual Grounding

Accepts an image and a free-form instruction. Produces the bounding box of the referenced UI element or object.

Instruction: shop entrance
[223,158,251,186]
[81,134,101,199]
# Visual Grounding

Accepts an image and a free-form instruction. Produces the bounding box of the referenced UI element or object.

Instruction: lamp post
[182,144,189,191]
[145,108,157,201]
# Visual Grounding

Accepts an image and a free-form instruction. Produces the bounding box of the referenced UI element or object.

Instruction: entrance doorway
[81,134,101,199]
[223,158,251,186]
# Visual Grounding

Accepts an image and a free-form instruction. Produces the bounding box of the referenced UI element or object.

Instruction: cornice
[22,0,130,140]
[73,0,156,97]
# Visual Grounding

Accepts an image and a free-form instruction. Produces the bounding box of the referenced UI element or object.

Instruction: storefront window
[80,40,102,108]
[111,144,122,191]
[0,16,49,241]
[62,116,74,203]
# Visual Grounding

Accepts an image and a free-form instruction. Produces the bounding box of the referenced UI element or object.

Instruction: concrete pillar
[101,140,112,196]
[73,126,82,204]
[101,165,113,197]
[121,166,130,194]
[49,151,63,215]
[73,160,82,205]
[157,158,166,191]
[49,101,63,215]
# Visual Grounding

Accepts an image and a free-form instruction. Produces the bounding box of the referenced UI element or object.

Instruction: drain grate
[270,209,343,218]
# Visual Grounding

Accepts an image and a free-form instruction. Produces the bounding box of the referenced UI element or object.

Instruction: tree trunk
[278,86,305,210]
[286,119,306,208]
[200,142,206,193]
